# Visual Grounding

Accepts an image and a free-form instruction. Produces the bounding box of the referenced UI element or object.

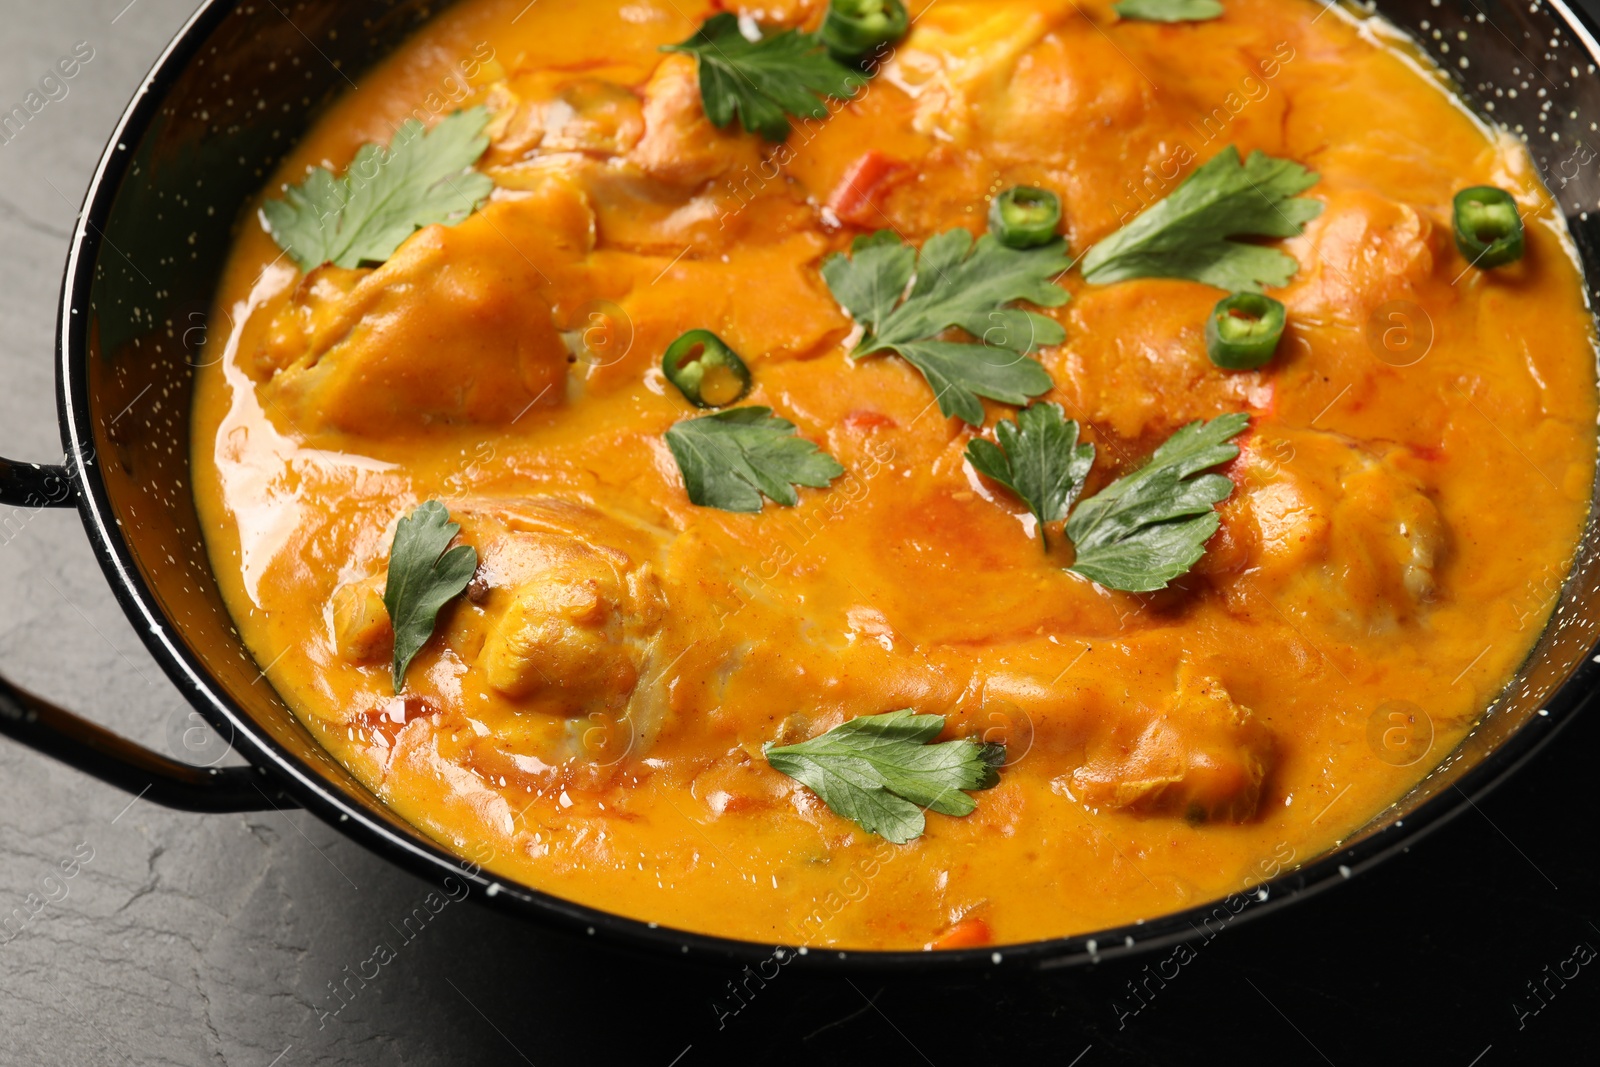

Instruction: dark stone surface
[0,2,1595,1064]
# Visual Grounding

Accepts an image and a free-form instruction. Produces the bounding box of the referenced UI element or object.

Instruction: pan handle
[0,456,76,508]
[0,677,292,812]
[0,451,296,812]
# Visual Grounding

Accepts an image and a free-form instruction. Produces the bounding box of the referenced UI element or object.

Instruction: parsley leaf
[822,229,1070,426]
[665,407,846,513]
[263,108,495,272]
[662,13,864,142]
[1079,146,1322,292]
[383,501,478,694]
[1113,0,1224,21]
[1066,413,1249,593]
[965,403,1095,549]
[764,710,1005,844]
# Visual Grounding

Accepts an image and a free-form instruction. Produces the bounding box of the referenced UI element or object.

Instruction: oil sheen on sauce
[191,0,1599,949]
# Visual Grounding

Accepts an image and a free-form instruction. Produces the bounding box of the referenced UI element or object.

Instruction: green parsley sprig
[966,409,1248,591]
[1080,146,1322,292]
[1067,413,1249,592]
[662,13,865,142]
[263,108,495,273]
[765,710,1005,844]
[383,501,478,694]
[664,407,846,513]
[822,229,1070,426]
[965,403,1094,549]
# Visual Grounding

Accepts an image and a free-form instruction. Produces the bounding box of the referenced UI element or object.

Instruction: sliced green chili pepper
[988,186,1062,249]
[821,0,910,62]
[663,330,752,408]
[1452,185,1525,269]
[1205,292,1286,370]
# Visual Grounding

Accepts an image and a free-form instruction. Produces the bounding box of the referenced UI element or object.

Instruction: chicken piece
[1281,190,1444,329]
[1070,668,1272,824]
[544,79,646,154]
[483,81,547,162]
[255,186,594,437]
[452,497,667,721]
[1052,282,1275,442]
[628,54,762,187]
[589,230,847,392]
[331,575,392,664]
[482,75,646,166]
[483,574,633,701]
[1218,427,1447,629]
[480,61,807,259]
[883,0,1072,146]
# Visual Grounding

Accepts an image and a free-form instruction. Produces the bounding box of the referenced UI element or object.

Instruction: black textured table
[0,2,1596,1064]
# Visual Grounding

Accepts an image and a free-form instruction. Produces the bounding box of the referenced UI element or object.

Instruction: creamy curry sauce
[192,0,1598,949]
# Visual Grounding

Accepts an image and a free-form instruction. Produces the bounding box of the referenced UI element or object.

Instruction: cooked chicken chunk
[1282,190,1444,327]
[482,75,646,166]
[1053,283,1274,442]
[331,575,392,664]
[1070,668,1272,824]
[628,54,762,187]
[256,202,575,436]
[1218,427,1447,629]
[452,497,667,720]
[481,561,638,702]
[885,0,1071,146]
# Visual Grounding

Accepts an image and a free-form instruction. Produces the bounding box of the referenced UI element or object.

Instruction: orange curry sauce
[192,0,1597,949]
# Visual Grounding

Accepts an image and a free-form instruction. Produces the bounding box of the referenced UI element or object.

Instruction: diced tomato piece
[827,151,907,228]
[842,409,899,432]
[356,694,439,748]
[1410,442,1445,463]
[930,916,993,950]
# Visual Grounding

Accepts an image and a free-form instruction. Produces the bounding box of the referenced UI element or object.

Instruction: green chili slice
[1205,292,1286,370]
[988,186,1062,249]
[821,0,910,62]
[1452,185,1525,269]
[663,330,752,408]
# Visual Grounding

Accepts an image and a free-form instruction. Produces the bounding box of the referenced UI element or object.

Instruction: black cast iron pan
[2,0,1598,971]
